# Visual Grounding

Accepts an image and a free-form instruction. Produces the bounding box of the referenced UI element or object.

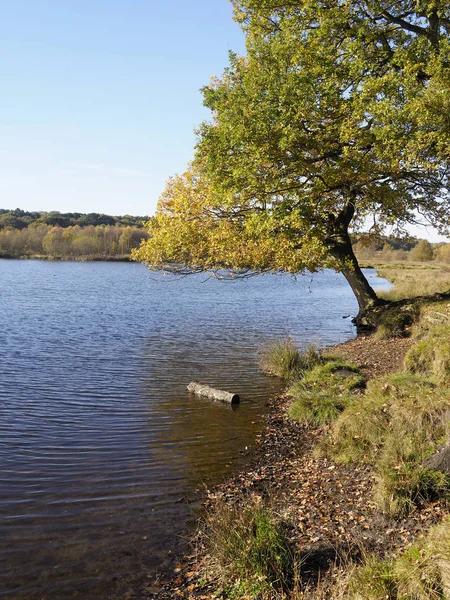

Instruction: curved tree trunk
[335,242,379,312]
[325,202,380,313]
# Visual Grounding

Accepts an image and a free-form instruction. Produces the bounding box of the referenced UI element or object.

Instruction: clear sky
[0,1,447,242]
[0,0,244,217]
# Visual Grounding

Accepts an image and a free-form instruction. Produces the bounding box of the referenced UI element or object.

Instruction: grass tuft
[324,373,450,516]
[202,496,296,598]
[340,518,450,600]
[344,555,398,599]
[405,325,450,384]
[287,360,365,426]
[258,337,322,380]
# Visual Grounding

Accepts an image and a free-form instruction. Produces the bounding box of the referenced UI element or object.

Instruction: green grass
[202,496,296,599]
[405,325,450,384]
[344,555,398,599]
[340,518,450,599]
[258,337,322,380]
[411,301,450,339]
[324,373,450,516]
[287,360,365,426]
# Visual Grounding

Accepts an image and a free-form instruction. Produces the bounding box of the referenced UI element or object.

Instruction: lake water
[0,260,389,599]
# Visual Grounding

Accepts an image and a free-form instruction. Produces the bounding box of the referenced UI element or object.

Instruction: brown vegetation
[0,223,148,260]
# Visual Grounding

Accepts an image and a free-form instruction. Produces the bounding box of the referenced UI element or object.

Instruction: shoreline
[0,254,133,262]
[124,333,445,599]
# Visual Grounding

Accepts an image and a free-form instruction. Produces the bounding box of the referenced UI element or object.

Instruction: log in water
[187,382,240,404]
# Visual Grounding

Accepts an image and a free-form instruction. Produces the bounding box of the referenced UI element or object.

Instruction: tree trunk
[337,245,379,312]
[325,202,380,313]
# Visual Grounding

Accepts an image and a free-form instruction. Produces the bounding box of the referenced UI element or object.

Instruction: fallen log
[187,382,240,404]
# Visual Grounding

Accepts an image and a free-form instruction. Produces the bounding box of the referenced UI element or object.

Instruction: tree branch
[381,10,430,38]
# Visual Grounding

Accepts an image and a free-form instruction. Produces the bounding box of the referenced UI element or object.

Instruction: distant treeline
[0,209,150,260]
[353,235,450,264]
[0,208,149,230]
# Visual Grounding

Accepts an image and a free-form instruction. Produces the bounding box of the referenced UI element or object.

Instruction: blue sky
[0,0,244,216]
[0,1,447,242]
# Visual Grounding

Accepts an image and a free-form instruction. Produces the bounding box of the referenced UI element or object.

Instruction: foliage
[0,208,148,230]
[405,325,450,383]
[325,373,450,515]
[202,496,296,598]
[258,338,321,380]
[436,244,450,265]
[134,1,450,311]
[288,360,364,426]
[410,239,435,262]
[0,223,147,259]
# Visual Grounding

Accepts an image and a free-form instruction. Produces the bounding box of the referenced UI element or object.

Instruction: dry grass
[324,373,450,516]
[333,518,450,599]
[405,325,450,384]
[411,301,450,339]
[259,338,322,380]
[377,266,450,301]
[201,495,297,599]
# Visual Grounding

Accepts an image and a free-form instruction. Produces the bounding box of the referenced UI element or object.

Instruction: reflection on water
[0,260,374,598]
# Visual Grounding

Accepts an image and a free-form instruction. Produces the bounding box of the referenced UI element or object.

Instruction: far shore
[0,254,133,262]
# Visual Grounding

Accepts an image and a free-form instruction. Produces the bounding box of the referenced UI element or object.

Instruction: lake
[0,260,389,598]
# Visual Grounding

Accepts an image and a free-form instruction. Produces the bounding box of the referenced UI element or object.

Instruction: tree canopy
[133,0,450,312]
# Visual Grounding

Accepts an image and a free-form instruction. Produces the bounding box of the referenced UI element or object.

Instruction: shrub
[202,496,296,598]
[410,239,435,262]
[287,360,364,426]
[258,337,321,380]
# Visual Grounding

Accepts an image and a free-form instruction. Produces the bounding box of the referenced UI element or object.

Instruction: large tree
[134,0,450,314]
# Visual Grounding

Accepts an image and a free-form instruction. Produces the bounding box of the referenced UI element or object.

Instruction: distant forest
[353,235,450,265]
[0,208,150,260]
[1,208,450,264]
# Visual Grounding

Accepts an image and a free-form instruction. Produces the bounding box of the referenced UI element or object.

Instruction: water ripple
[0,260,381,599]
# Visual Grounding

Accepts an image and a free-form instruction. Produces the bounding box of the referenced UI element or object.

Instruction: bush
[287,360,364,426]
[410,239,435,262]
[202,496,296,598]
[258,337,321,380]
